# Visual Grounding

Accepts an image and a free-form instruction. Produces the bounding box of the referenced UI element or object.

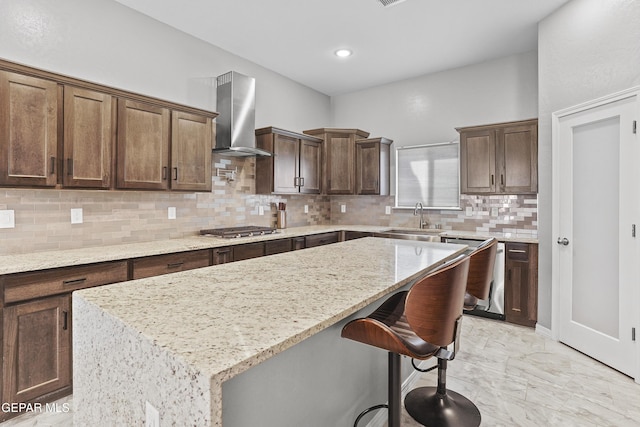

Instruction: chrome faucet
[414,202,428,229]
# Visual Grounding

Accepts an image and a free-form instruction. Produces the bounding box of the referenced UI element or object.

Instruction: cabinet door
[3,295,71,405]
[171,111,213,191]
[233,242,265,261]
[132,250,211,280]
[299,139,321,194]
[116,99,170,190]
[264,239,292,255]
[305,232,340,248]
[504,243,538,327]
[325,133,355,194]
[212,247,234,265]
[356,141,380,195]
[460,129,496,193]
[63,86,113,188]
[497,123,538,193]
[273,134,300,194]
[0,71,58,187]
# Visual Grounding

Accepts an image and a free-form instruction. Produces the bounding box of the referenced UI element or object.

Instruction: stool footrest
[353,404,388,427]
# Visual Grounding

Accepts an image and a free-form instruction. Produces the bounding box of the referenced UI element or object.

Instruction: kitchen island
[72,237,466,426]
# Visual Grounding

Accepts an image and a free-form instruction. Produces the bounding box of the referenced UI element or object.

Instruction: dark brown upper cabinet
[116,99,171,190]
[255,127,323,195]
[0,58,217,192]
[63,86,114,188]
[303,128,370,195]
[171,111,213,192]
[356,137,392,195]
[458,119,538,194]
[0,71,58,187]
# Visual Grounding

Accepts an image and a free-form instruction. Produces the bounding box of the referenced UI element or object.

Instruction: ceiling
[114,0,569,96]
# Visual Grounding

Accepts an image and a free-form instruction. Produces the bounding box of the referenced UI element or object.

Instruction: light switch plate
[465,207,473,216]
[0,210,15,229]
[70,208,83,224]
[340,204,346,213]
[491,207,499,217]
[258,205,264,216]
[145,401,159,427]
[168,207,177,219]
[385,206,392,215]
[304,205,309,214]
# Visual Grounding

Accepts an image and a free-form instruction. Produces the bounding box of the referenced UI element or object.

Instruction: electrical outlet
[385,206,391,215]
[258,205,264,216]
[340,204,346,213]
[145,401,159,427]
[0,210,15,229]
[304,205,309,214]
[70,208,83,224]
[465,207,473,217]
[168,207,177,220]
[491,207,499,217]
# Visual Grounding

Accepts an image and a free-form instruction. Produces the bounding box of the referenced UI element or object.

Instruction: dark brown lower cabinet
[233,242,265,261]
[2,295,71,420]
[504,242,538,327]
[305,232,340,248]
[131,250,211,279]
[212,246,234,265]
[343,231,373,241]
[264,239,292,256]
[292,237,306,251]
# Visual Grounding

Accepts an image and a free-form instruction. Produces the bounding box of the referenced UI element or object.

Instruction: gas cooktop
[199,226,278,239]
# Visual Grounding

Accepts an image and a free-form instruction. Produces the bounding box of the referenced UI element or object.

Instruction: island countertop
[72,237,467,426]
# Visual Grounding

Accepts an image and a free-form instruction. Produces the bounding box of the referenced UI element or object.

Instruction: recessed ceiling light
[335,49,353,58]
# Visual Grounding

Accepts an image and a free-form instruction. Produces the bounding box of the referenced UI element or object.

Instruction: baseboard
[366,358,435,427]
[535,323,553,339]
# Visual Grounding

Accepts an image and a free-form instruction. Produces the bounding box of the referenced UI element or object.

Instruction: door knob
[557,237,569,246]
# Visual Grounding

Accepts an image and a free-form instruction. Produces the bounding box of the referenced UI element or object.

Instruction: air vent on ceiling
[378,0,408,7]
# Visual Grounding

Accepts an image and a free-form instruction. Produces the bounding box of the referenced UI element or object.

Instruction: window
[395,142,460,209]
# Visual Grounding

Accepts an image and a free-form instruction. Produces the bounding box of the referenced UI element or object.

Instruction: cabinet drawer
[506,243,529,261]
[233,243,265,261]
[265,239,292,256]
[3,261,128,304]
[305,232,340,248]
[132,250,211,279]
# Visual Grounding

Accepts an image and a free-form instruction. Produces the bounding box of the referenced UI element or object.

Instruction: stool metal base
[404,386,481,427]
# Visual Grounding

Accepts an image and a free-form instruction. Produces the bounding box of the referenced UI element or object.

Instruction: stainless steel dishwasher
[443,237,506,320]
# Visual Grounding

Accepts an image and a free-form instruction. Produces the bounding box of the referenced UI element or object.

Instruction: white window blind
[395,142,460,209]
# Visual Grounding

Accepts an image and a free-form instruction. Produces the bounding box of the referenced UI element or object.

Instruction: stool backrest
[405,254,469,348]
[466,238,497,301]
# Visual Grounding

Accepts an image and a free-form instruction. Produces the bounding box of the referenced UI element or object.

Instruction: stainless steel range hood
[213,71,271,157]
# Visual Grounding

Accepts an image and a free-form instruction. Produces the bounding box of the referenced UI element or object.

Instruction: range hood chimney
[213,71,271,157]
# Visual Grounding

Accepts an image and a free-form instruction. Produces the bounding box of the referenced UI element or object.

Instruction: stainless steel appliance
[213,71,271,157]
[200,226,278,239]
[444,237,505,320]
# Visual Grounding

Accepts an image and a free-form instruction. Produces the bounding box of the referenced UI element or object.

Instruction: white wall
[538,0,640,328]
[0,0,330,131]
[330,51,538,194]
[331,51,538,146]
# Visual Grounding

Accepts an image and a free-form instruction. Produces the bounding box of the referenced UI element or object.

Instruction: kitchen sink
[373,229,442,242]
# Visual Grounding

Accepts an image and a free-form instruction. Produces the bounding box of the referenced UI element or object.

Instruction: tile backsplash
[0,156,536,255]
[330,194,537,235]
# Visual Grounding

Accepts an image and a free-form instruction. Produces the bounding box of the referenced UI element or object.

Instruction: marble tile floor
[2,315,639,426]
[392,315,640,427]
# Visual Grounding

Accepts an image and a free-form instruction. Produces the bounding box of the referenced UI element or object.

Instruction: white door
[554,93,638,378]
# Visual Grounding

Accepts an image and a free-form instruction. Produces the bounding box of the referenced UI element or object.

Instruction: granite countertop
[0,225,537,276]
[72,237,467,426]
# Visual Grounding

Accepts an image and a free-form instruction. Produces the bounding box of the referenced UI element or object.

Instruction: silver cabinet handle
[557,237,569,246]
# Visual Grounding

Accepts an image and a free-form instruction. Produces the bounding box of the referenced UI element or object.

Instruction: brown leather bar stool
[341,254,470,427]
[464,238,498,310]
[404,237,497,426]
